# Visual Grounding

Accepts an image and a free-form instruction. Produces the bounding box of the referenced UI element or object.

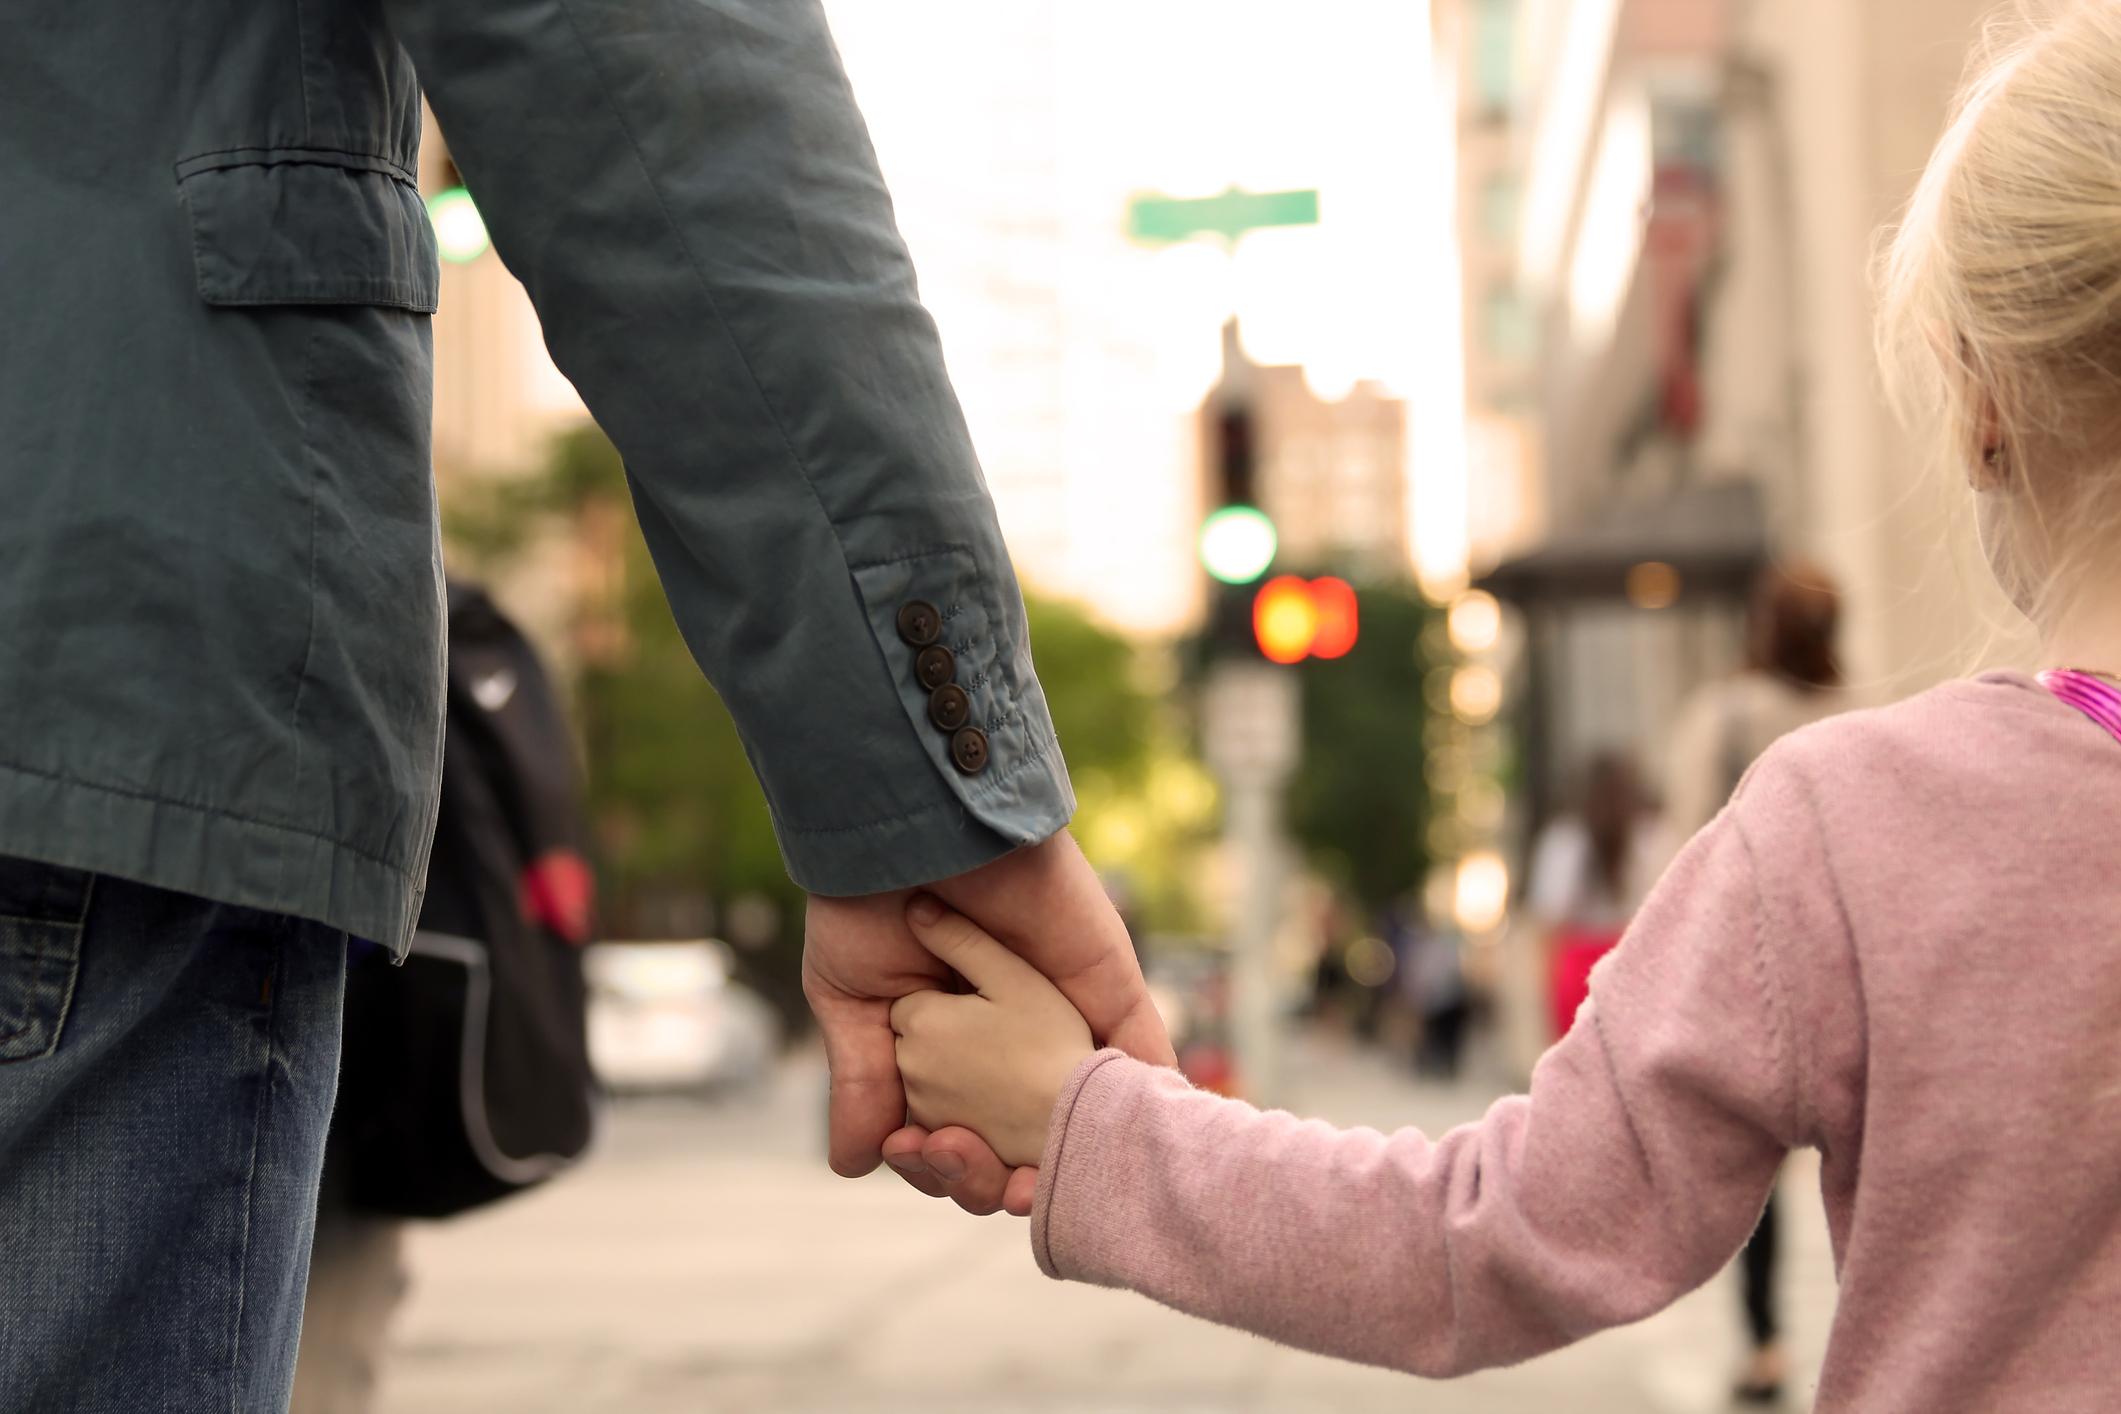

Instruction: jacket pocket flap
[177,150,439,312]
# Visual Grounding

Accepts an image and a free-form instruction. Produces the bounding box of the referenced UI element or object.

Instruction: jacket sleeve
[382,0,1073,895]
[1030,807,1806,1376]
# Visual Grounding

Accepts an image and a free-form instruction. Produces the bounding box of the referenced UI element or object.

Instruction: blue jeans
[0,855,347,1412]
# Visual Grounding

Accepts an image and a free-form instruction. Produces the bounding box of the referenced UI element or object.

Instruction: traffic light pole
[1202,661,1299,1109]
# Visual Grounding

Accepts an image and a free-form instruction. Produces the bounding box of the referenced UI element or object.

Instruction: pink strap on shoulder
[2038,670,2121,746]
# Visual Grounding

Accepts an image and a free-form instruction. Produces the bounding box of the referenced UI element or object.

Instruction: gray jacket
[0,0,1071,952]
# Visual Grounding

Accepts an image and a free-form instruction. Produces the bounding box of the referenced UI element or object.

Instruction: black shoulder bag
[328,583,600,1218]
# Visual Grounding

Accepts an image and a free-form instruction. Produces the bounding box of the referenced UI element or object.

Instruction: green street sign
[1125,186,1321,248]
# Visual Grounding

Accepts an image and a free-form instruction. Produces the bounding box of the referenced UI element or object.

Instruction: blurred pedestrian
[292,584,597,1414]
[884,16,2121,1407]
[1670,559,1855,1404]
[1391,905,1469,1079]
[1523,753,1669,1040]
[1669,559,1856,839]
[2,2,1166,1406]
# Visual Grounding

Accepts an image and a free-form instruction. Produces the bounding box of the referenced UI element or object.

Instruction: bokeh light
[1447,589,1502,654]
[1454,851,1510,932]
[1343,936,1396,988]
[1625,560,1682,610]
[1252,575,1318,664]
[427,187,490,264]
[1450,665,1502,724]
[1199,505,1278,583]
[1307,577,1359,659]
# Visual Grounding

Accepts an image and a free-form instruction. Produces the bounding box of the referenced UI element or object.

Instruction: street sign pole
[1137,181,1320,1108]
[1202,662,1300,1109]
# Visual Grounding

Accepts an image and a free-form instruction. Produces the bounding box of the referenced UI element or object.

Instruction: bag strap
[2038,669,2121,746]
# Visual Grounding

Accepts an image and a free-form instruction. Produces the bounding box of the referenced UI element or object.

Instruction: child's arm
[894,807,1812,1380]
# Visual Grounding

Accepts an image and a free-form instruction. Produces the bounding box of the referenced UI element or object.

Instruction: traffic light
[1195,398,1355,668]
[1252,576,1359,663]
[1197,403,1276,584]
[1309,576,1358,658]
[1253,577,1314,663]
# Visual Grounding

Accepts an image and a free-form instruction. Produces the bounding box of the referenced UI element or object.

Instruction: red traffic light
[1308,576,1358,658]
[1253,576,1358,663]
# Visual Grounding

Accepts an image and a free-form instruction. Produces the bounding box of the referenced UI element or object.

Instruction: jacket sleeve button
[949,726,990,774]
[928,683,971,732]
[896,601,942,646]
[914,644,957,691]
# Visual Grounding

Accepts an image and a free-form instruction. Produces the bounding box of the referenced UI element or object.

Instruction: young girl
[888,9,2121,1409]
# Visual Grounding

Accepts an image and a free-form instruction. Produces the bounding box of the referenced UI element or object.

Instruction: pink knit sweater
[1031,672,2121,1410]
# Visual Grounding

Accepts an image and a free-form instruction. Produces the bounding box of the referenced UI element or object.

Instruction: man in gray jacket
[0,1,1169,1407]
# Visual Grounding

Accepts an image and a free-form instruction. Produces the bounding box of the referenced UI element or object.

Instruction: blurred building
[1461,0,2021,834]
[1199,324,1410,583]
[1455,0,1548,574]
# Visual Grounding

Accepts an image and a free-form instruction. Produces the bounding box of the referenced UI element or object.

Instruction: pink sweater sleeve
[1029,809,1807,1376]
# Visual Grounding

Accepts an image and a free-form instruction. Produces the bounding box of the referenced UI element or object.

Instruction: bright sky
[824,0,1466,631]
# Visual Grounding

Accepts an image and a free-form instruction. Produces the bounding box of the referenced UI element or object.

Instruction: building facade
[1469,0,2024,822]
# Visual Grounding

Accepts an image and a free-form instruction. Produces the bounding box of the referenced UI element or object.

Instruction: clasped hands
[803,831,1173,1216]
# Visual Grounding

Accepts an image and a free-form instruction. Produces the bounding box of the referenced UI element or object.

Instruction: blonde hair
[1879,0,2121,626]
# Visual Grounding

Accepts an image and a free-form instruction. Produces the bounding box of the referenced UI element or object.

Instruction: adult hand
[803,829,1173,1215]
[806,888,1022,1211]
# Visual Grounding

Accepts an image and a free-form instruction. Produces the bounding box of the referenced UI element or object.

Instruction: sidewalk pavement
[374,1031,1837,1413]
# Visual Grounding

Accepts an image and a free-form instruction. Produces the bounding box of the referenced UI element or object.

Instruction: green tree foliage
[1022,595,1154,781]
[538,430,791,914]
[1285,585,1442,918]
[1023,594,1219,935]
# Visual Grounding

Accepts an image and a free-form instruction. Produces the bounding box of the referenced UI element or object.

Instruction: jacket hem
[0,761,422,954]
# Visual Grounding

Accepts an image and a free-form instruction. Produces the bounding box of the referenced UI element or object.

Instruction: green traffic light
[427,186,490,264]
[1199,505,1277,583]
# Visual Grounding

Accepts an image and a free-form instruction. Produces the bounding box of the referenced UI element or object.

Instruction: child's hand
[890,894,1096,1170]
